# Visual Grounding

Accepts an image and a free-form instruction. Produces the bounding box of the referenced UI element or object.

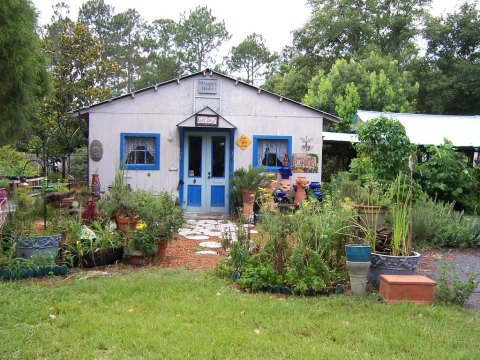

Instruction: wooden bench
[379,275,436,305]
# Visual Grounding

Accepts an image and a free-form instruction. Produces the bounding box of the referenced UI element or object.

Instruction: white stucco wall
[86,72,327,197]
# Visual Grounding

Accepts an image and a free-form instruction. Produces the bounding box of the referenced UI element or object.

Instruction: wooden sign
[292,153,319,173]
[236,135,252,151]
[195,115,218,127]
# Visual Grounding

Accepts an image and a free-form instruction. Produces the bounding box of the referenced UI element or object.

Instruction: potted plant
[353,181,390,230]
[134,191,185,259]
[44,183,76,209]
[367,173,421,289]
[230,166,269,217]
[99,169,138,232]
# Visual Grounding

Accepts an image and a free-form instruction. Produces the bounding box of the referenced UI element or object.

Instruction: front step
[184,212,230,220]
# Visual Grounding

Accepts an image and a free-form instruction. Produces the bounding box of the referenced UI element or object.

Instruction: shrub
[414,140,478,213]
[435,263,478,306]
[237,262,281,292]
[356,116,414,183]
[412,194,480,248]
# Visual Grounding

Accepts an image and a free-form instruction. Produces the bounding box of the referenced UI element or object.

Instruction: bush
[412,194,480,248]
[435,264,478,305]
[414,140,478,213]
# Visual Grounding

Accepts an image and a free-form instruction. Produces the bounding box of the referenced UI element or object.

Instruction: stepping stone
[199,241,222,249]
[184,235,210,240]
[196,250,217,255]
[249,230,258,234]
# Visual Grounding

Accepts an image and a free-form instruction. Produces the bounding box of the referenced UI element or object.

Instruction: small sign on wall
[292,153,319,173]
[195,115,218,127]
[236,135,252,150]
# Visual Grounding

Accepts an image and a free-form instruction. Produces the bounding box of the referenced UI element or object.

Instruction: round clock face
[89,140,103,162]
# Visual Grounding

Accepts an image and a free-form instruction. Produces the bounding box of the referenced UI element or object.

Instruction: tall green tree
[416,1,480,114]
[294,0,430,69]
[109,8,148,94]
[227,33,278,85]
[0,0,49,145]
[136,18,182,88]
[175,6,230,72]
[42,18,118,175]
[303,53,419,131]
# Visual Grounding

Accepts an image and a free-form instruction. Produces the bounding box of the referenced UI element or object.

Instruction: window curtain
[257,139,288,167]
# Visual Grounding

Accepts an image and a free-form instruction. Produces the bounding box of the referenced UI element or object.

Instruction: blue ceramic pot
[345,244,372,262]
[279,166,292,179]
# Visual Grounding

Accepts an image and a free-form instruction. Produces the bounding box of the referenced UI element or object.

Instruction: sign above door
[195,114,219,127]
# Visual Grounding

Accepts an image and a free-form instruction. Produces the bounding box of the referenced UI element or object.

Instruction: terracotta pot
[50,196,75,209]
[91,173,101,198]
[241,189,255,216]
[128,251,154,266]
[116,216,139,232]
[156,239,168,260]
[294,177,309,205]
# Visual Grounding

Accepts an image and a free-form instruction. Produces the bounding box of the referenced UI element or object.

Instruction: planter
[116,216,139,232]
[379,275,436,305]
[50,196,75,209]
[346,261,371,294]
[156,240,168,260]
[81,247,124,268]
[241,189,255,216]
[368,252,421,289]
[345,244,372,262]
[13,234,61,259]
[128,250,154,266]
[279,166,292,180]
[354,204,387,229]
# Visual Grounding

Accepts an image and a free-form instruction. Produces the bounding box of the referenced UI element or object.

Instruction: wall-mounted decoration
[292,153,318,173]
[195,114,219,127]
[198,79,218,94]
[89,140,103,162]
[300,135,313,151]
[236,135,252,151]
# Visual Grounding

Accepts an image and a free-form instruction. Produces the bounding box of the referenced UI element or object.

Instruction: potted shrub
[99,170,138,232]
[5,195,62,260]
[353,181,390,230]
[230,166,269,217]
[128,191,184,263]
[367,173,421,289]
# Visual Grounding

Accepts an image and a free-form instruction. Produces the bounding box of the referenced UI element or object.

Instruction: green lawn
[1,268,478,359]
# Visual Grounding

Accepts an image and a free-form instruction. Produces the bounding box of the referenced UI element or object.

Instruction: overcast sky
[33,0,461,56]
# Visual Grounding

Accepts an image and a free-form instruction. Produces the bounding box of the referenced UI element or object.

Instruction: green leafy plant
[414,139,478,213]
[99,169,138,219]
[237,262,281,292]
[356,116,414,183]
[230,166,269,212]
[389,173,412,256]
[435,263,478,305]
[129,228,158,256]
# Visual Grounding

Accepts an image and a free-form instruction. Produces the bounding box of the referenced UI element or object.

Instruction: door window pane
[211,136,225,177]
[188,136,202,177]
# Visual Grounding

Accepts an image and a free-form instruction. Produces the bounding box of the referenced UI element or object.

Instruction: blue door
[184,132,230,213]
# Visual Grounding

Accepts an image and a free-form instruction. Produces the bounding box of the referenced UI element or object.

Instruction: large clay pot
[354,205,387,229]
[116,216,139,232]
[156,239,168,260]
[241,189,255,216]
[13,234,61,259]
[91,173,101,198]
[294,177,309,205]
[368,252,421,289]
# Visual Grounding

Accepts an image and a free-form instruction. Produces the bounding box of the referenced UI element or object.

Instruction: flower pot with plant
[230,166,269,217]
[127,191,184,263]
[368,172,421,289]
[99,169,138,232]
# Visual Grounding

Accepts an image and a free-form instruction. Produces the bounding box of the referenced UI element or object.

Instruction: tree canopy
[0,0,49,145]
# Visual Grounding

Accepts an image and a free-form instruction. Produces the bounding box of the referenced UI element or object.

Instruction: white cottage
[77,69,338,215]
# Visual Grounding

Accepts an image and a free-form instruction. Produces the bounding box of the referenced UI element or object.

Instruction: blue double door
[183,131,230,213]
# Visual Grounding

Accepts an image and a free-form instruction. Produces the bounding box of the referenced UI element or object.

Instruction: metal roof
[72,69,339,123]
[356,110,480,147]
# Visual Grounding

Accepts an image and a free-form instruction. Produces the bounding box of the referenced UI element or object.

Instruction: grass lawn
[1,267,478,359]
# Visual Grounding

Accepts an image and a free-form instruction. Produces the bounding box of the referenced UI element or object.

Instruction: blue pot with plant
[279,166,292,180]
[345,244,372,262]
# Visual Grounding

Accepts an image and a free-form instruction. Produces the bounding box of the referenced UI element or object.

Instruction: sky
[33,0,461,56]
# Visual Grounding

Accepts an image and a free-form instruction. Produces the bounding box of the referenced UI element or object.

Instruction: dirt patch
[156,235,227,271]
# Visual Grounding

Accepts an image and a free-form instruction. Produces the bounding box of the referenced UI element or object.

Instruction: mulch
[155,235,227,271]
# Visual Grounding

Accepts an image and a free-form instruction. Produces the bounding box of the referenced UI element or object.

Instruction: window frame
[252,135,292,172]
[120,133,160,170]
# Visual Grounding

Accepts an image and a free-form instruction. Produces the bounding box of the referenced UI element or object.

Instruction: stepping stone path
[179,219,256,255]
